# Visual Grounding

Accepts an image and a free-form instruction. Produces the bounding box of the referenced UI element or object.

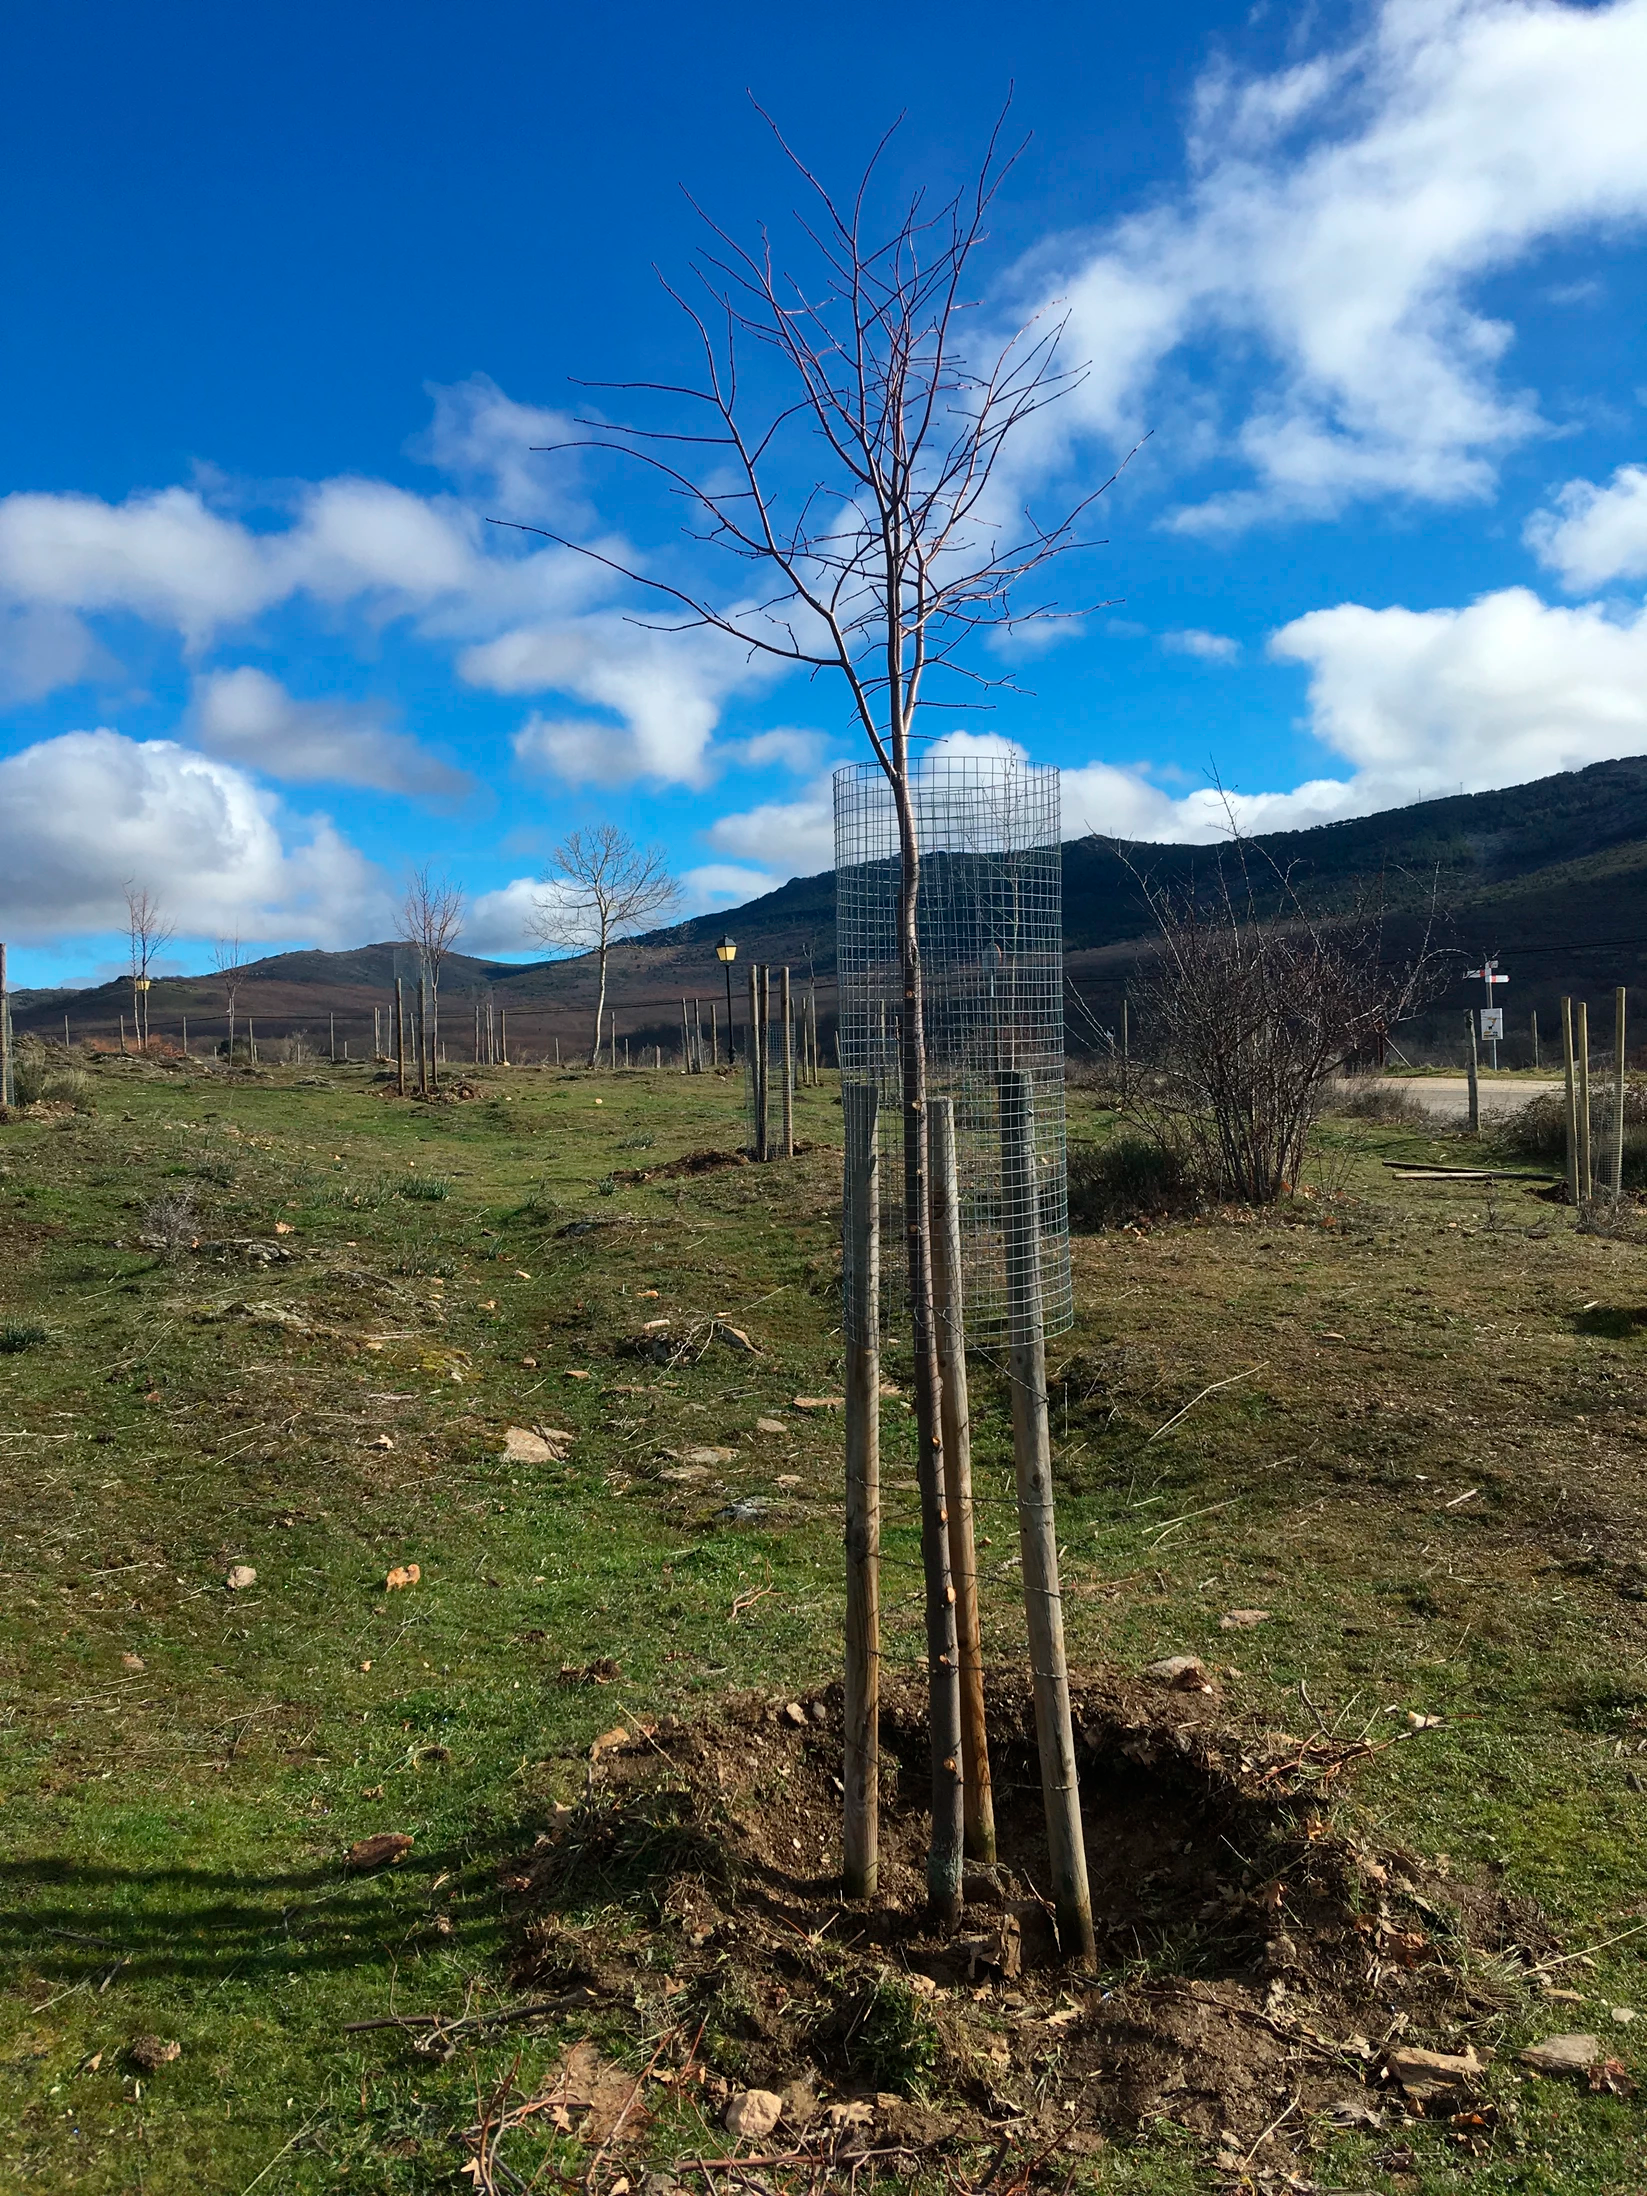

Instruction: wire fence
[835,753,1071,1346]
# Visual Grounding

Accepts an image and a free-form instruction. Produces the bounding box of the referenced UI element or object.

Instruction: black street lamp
[715,935,737,1065]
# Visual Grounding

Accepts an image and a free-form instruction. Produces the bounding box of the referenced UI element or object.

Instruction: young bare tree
[125,884,174,1053]
[1121,846,1440,1203]
[527,827,680,1067]
[502,112,1117,1928]
[212,934,246,1063]
[399,867,466,1092]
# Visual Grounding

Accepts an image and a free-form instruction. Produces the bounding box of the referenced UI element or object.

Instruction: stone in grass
[225,1564,257,1591]
[724,2087,784,2140]
[128,2035,182,2072]
[1142,1654,1215,1692]
[502,1426,563,1463]
[1384,2044,1485,2101]
[1519,2033,1603,2077]
[756,1417,788,1437]
[1220,1608,1271,1630]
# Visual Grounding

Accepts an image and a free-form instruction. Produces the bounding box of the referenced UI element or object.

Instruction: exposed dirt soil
[503,1677,1554,2176]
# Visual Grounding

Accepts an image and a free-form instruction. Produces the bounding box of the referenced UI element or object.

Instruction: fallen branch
[344,1992,591,2039]
[1144,1364,1267,1449]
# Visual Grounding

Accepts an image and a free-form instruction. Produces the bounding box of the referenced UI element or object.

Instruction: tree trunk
[591,940,609,1068]
[893,796,964,1930]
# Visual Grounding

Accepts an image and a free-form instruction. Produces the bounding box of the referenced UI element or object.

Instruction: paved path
[1371,1076,1563,1122]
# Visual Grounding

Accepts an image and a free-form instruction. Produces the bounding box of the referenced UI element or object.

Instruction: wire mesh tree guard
[836,753,1072,1349]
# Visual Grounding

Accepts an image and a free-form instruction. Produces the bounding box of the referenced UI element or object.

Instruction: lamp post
[716,935,737,1066]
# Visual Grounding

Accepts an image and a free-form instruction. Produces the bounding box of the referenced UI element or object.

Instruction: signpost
[1466,957,1509,1069]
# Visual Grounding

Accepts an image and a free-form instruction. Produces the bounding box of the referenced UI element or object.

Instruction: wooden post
[1561,996,1579,1206]
[500,1009,508,1065]
[843,1080,881,1898]
[1466,1012,1479,1134]
[710,1000,719,1069]
[1578,1000,1594,1204]
[681,998,691,1072]
[1121,996,1129,1101]
[395,978,406,1096]
[329,1012,336,1063]
[1531,1009,1540,1072]
[749,965,766,1159]
[999,1068,1095,1966]
[0,942,10,1108]
[930,1096,995,1862]
[417,978,429,1096]
[119,1012,126,1055]
[781,966,795,1158]
[248,1016,256,1065]
[64,1012,71,1052]
[182,1015,188,1058]
[654,1044,661,1070]
[1612,987,1628,1203]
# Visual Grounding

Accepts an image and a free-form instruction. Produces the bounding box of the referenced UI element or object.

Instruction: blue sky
[4,0,1647,986]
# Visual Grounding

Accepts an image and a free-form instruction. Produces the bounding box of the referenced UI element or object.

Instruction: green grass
[2,1054,1647,2190]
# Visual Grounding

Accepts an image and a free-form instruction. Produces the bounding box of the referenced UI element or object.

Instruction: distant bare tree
[124,884,174,1053]
[400,867,466,1091]
[528,827,680,1067]
[212,934,246,1062]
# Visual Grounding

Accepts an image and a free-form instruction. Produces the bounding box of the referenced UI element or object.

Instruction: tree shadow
[1,1829,519,1991]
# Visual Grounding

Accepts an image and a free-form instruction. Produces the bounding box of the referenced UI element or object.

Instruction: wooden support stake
[1578,999,1594,1203]
[0,941,10,1107]
[1531,1009,1540,1071]
[1613,987,1628,1203]
[842,1079,881,1899]
[182,1015,188,1058]
[248,1016,256,1065]
[930,1096,995,1862]
[999,1068,1095,1967]
[500,1008,507,1065]
[417,977,429,1096]
[395,977,406,1097]
[710,1000,718,1069]
[1561,996,1579,1205]
[1466,1011,1479,1134]
[781,966,795,1158]
[749,965,767,1159]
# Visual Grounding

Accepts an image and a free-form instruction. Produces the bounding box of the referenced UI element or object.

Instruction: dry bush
[11,1043,93,1111]
[1499,1080,1647,1189]
[1118,848,1436,1206]
[1335,1077,1433,1126]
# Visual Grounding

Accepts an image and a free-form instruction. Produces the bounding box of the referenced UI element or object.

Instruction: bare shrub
[276,1031,317,1065]
[1122,856,1435,1206]
[1499,1080,1647,1190]
[1067,1134,1196,1228]
[1335,1077,1432,1126]
[140,1186,201,1258]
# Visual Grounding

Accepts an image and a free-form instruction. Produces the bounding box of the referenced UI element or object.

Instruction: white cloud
[0,602,114,704]
[462,876,555,955]
[492,617,778,787]
[1526,462,1647,589]
[412,373,585,525]
[0,730,385,943]
[1065,580,1647,842]
[1024,0,1647,524]
[193,667,472,799]
[708,777,837,874]
[1162,627,1242,661]
[681,863,780,912]
[734,726,826,772]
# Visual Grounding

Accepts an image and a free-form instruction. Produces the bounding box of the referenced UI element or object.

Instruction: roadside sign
[1480,1008,1504,1040]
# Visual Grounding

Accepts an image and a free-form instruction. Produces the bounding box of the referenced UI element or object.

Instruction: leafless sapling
[501,110,1121,1926]
[400,866,466,1093]
[125,884,174,1054]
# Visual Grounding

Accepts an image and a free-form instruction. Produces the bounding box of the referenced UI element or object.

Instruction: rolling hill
[13,756,1647,1068]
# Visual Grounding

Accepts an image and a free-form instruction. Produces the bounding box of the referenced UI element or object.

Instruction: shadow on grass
[1574,1304,1647,1339]
[0,1831,516,1989]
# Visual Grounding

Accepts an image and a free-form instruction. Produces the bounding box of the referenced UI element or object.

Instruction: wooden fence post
[999,1068,1095,1966]
[417,978,428,1096]
[781,966,795,1158]
[930,1096,995,1862]
[248,1017,256,1066]
[1531,1009,1540,1072]
[1466,1012,1480,1134]
[843,1080,881,1898]
[1613,988,1628,1203]
[0,941,11,1108]
[395,978,406,1096]
[1577,1000,1594,1203]
[182,1015,189,1059]
[749,965,766,1159]
[1561,997,1579,1206]
[330,1013,336,1064]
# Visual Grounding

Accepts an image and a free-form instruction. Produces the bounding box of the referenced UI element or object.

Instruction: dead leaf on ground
[128,2036,181,2071]
[385,1563,421,1590]
[589,1725,630,1761]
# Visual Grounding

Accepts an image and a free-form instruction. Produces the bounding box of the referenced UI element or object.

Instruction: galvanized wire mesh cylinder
[836,754,1071,1346]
